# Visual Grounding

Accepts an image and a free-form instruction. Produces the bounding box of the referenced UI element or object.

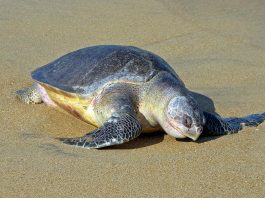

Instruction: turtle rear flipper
[16,83,43,104]
[202,112,265,136]
[59,113,142,149]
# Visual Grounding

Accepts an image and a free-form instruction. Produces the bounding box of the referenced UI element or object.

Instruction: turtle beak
[184,126,202,141]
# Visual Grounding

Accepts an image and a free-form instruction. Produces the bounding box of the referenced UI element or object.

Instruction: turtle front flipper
[16,83,43,104]
[202,112,265,136]
[59,113,142,149]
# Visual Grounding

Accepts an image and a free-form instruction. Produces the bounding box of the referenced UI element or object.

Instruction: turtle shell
[32,45,178,96]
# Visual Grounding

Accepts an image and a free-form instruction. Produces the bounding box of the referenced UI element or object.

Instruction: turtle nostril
[196,126,203,133]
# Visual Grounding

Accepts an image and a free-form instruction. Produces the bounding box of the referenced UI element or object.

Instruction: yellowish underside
[41,84,161,132]
[41,84,99,127]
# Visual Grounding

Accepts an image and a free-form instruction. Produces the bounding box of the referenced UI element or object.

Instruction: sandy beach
[1,0,265,197]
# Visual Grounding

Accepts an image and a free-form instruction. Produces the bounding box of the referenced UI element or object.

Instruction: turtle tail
[202,112,265,136]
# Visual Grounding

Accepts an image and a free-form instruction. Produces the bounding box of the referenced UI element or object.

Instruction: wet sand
[1,0,265,197]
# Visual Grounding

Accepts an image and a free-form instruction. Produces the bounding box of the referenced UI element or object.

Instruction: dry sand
[1,0,265,197]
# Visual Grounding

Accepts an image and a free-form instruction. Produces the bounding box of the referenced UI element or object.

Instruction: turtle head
[162,95,205,141]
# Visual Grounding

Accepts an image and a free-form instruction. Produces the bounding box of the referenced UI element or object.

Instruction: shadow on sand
[104,132,165,150]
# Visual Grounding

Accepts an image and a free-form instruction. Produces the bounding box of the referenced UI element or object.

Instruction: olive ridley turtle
[16,45,265,148]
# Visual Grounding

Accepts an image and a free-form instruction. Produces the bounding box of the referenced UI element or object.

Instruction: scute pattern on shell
[32,45,177,96]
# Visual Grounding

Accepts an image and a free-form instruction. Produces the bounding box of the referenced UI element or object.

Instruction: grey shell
[32,45,179,96]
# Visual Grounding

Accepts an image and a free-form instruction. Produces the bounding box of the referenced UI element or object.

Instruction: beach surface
[1,0,265,197]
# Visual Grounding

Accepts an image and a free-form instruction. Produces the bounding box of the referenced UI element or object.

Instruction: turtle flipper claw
[58,134,97,148]
[59,113,142,149]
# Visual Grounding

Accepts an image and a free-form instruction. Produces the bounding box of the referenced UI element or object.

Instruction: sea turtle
[16,45,265,149]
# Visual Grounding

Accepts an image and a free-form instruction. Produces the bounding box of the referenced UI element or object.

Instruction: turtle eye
[183,115,192,128]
